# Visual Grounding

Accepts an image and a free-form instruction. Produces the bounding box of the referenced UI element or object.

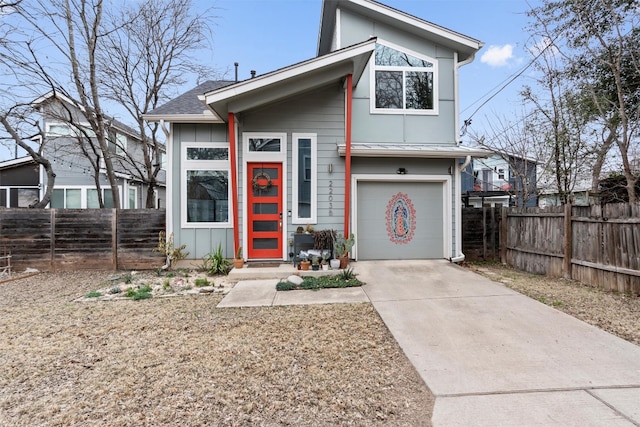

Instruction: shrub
[194,277,210,287]
[201,244,232,275]
[276,281,296,291]
[85,291,101,298]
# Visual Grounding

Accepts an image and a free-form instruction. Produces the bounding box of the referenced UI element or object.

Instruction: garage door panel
[357,181,444,260]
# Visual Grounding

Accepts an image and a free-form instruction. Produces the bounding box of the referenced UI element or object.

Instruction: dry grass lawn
[0,271,433,426]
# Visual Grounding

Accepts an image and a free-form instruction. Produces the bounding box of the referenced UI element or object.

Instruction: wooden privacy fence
[502,203,640,295]
[461,206,502,261]
[0,208,166,271]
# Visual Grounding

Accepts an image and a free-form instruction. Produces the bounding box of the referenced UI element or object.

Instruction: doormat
[247,263,282,268]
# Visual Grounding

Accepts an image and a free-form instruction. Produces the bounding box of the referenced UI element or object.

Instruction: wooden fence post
[500,206,508,264]
[50,208,55,271]
[563,203,572,279]
[112,209,118,270]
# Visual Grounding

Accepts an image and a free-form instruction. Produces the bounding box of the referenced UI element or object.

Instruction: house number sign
[328,180,333,216]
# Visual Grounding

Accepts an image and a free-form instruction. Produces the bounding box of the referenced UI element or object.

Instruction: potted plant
[311,256,320,271]
[321,252,331,271]
[300,257,310,271]
[233,246,244,269]
[334,233,355,269]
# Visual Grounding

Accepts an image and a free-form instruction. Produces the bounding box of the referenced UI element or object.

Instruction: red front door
[247,162,283,259]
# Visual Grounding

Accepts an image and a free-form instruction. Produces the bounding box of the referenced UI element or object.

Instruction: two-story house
[31,91,166,209]
[145,0,488,262]
[462,149,538,208]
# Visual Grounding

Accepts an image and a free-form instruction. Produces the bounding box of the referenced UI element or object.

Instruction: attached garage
[353,176,451,260]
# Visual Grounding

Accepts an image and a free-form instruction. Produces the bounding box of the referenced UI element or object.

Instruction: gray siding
[241,85,346,240]
[172,122,232,259]
[340,8,458,146]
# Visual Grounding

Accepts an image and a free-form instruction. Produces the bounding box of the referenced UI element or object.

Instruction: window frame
[181,142,231,228]
[292,133,317,224]
[370,40,439,115]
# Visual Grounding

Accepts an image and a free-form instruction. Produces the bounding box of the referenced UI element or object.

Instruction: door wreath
[252,171,272,191]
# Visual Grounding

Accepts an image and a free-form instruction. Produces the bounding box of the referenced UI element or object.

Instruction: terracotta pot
[338,256,349,269]
[300,260,310,271]
[233,258,244,269]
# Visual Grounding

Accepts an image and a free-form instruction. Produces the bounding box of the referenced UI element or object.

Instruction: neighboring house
[0,157,40,207]
[462,150,537,208]
[31,92,166,209]
[145,0,488,262]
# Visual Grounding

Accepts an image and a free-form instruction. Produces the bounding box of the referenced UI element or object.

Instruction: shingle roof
[148,80,236,116]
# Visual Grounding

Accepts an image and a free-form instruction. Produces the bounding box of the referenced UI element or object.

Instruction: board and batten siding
[240,84,348,240]
[172,122,234,259]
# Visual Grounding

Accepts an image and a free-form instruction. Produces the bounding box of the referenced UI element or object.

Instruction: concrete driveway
[357,260,640,426]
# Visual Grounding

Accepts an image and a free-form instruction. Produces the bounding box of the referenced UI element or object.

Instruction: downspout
[451,50,477,263]
[451,154,472,263]
[228,112,240,257]
[344,74,353,237]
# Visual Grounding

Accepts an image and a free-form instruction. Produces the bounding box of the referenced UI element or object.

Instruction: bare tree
[0,0,217,208]
[99,0,217,208]
[528,0,640,202]
[0,105,56,208]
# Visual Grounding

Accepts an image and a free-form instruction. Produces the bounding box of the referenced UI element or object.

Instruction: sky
[202,0,542,142]
[2,0,543,160]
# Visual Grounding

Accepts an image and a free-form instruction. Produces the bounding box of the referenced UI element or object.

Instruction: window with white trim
[46,122,96,138]
[50,186,122,208]
[88,188,117,208]
[372,42,437,114]
[51,188,82,208]
[128,187,137,209]
[292,133,317,223]
[182,142,230,227]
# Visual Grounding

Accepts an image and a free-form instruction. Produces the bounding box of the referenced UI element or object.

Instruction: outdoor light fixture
[396,167,407,175]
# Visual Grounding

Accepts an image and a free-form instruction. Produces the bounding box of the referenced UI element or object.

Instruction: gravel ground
[2,265,637,426]
[467,263,640,346]
[0,271,433,427]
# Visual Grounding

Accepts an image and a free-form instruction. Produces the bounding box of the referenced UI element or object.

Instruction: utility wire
[460,33,562,137]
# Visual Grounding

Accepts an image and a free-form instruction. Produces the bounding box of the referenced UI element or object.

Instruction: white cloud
[480,44,514,67]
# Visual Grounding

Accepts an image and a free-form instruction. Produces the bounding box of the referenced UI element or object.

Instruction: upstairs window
[108,132,127,156]
[372,42,437,114]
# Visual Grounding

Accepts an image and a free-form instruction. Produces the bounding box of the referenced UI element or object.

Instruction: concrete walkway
[218,260,640,426]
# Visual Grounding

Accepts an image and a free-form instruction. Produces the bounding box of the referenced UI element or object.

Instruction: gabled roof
[204,38,376,119]
[32,91,142,140]
[144,80,235,123]
[0,156,36,170]
[318,0,483,62]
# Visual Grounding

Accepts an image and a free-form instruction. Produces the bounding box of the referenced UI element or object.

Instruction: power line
[460,34,562,137]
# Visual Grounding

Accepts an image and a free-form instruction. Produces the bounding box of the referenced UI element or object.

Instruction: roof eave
[205,38,376,119]
[142,113,225,124]
[337,144,491,158]
[318,0,483,61]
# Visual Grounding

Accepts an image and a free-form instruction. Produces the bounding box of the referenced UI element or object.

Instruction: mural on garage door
[386,192,416,244]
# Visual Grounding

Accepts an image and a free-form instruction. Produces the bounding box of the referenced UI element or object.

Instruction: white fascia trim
[204,39,376,106]
[292,133,318,224]
[337,144,491,158]
[350,173,452,260]
[165,122,174,236]
[0,156,35,168]
[143,113,224,124]
[350,0,483,51]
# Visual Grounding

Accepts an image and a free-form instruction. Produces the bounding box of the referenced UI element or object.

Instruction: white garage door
[356,181,444,260]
